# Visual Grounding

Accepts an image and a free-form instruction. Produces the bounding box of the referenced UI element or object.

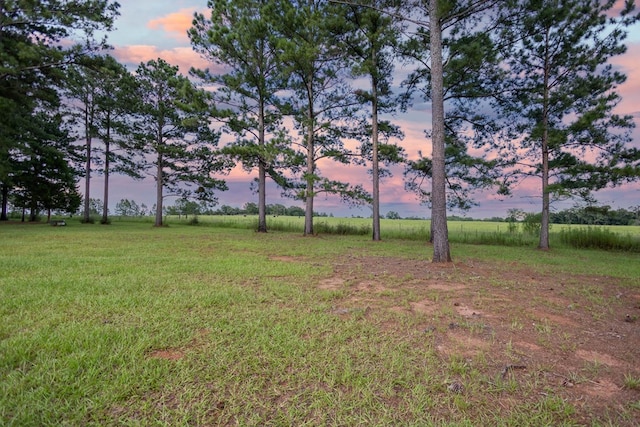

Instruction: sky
[87,0,640,219]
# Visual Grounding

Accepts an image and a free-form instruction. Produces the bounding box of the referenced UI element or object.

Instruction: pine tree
[497,0,639,249]
[131,59,229,227]
[189,0,292,233]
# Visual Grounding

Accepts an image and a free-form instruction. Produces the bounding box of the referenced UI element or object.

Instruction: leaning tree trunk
[429,0,451,263]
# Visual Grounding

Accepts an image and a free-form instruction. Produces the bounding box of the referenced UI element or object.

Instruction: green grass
[1,220,638,425]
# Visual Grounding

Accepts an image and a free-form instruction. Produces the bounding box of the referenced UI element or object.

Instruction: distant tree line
[549,206,640,226]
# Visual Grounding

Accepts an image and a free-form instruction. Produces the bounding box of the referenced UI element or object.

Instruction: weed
[448,356,470,376]
[510,319,524,331]
[623,373,640,390]
[583,360,607,378]
[534,319,553,335]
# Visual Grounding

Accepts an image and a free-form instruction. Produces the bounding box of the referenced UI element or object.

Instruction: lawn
[1,220,639,426]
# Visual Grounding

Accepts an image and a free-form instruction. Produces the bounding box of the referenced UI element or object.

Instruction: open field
[167,215,640,251]
[1,220,639,425]
[167,215,640,237]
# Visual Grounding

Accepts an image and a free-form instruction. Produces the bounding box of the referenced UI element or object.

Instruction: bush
[522,213,541,235]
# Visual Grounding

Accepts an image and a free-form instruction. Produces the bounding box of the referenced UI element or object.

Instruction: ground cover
[1,221,639,425]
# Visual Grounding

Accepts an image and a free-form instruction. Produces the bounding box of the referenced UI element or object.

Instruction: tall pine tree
[497,0,638,249]
[189,0,292,233]
[131,59,229,227]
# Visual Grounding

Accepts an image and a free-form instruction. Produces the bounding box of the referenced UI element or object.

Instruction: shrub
[522,213,541,235]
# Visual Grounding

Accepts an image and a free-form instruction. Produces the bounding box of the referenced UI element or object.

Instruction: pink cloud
[612,41,640,117]
[112,45,214,75]
[147,8,198,42]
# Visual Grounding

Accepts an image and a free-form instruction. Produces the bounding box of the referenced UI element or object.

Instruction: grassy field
[166,215,640,250]
[1,220,639,425]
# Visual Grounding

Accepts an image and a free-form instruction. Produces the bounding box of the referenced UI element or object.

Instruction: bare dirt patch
[318,255,640,425]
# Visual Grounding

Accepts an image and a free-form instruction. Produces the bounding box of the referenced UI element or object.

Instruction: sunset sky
[90,1,640,218]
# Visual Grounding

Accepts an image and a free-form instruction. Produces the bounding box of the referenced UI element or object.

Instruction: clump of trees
[2,0,639,262]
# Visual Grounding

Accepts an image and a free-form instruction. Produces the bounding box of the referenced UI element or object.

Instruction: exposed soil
[320,254,640,425]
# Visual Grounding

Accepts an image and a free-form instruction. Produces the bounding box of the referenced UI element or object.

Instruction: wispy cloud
[112,45,211,75]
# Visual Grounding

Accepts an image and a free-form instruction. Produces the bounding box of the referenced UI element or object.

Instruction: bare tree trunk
[539,28,551,250]
[303,79,315,236]
[1,184,8,220]
[539,140,550,250]
[371,48,381,241]
[83,133,92,222]
[258,99,267,233]
[429,0,451,263]
[102,112,111,224]
[155,152,163,227]
[304,130,314,236]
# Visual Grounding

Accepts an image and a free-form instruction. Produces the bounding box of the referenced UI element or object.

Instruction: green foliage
[0,0,121,219]
[115,198,142,217]
[522,213,542,236]
[8,112,81,220]
[551,204,640,226]
[386,211,401,219]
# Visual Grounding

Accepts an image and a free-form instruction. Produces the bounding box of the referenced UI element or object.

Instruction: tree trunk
[371,48,381,241]
[539,128,551,249]
[303,79,315,236]
[1,184,8,220]
[155,152,163,227]
[539,28,551,250]
[102,112,111,224]
[429,0,451,263]
[83,134,91,222]
[29,200,37,222]
[258,98,267,233]
[304,132,314,235]
[83,97,94,223]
